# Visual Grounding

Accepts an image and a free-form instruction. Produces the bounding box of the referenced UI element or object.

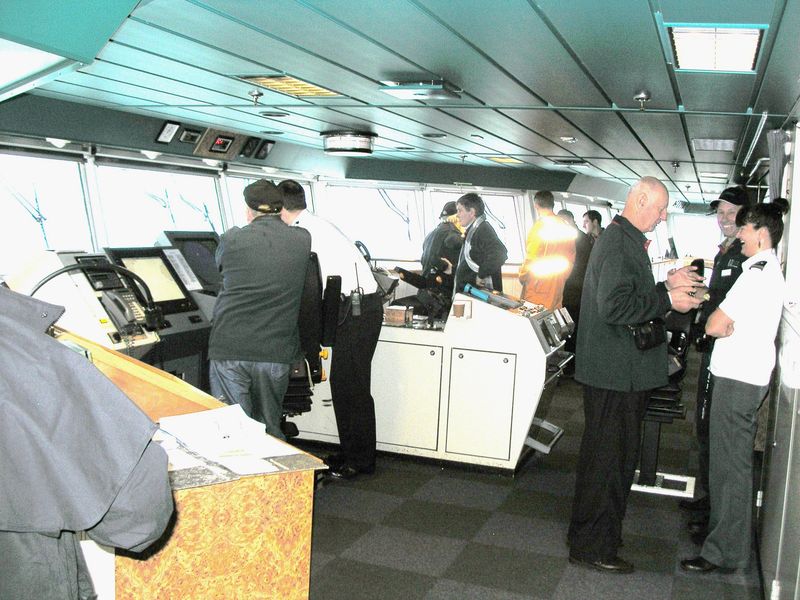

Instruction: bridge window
[0,153,91,278]
[94,165,223,247]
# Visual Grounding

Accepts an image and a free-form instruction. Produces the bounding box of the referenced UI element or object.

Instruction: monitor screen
[120,256,186,303]
[104,247,198,315]
[162,231,221,293]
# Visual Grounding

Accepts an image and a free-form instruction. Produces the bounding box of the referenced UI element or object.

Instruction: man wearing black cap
[420,201,463,295]
[208,179,311,440]
[279,180,383,479]
[681,186,750,536]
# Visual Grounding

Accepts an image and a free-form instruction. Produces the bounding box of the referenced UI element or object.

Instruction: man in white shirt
[279,180,382,479]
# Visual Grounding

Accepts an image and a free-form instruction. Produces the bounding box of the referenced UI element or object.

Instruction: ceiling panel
[498,108,616,159]
[294,0,547,106]
[415,0,609,108]
[444,108,574,156]
[624,112,691,161]
[538,0,675,110]
[563,111,651,160]
[676,73,757,113]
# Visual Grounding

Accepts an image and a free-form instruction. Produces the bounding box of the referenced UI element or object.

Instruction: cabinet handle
[430,350,435,356]
[458,353,464,359]
[503,358,509,363]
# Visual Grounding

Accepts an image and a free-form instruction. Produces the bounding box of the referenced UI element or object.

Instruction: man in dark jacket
[558,209,592,374]
[420,200,463,297]
[0,287,173,600]
[681,187,750,530]
[453,193,508,293]
[209,179,311,440]
[567,177,703,574]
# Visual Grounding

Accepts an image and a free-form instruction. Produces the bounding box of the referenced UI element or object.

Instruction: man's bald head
[622,176,669,233]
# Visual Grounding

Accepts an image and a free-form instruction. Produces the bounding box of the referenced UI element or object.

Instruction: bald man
[567,177,703,574]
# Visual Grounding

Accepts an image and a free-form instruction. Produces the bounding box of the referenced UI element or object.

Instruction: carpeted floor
[297,352,763,600]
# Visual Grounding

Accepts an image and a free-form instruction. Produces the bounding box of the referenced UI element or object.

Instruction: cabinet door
[446,349,516,460]
[372,341,442,450]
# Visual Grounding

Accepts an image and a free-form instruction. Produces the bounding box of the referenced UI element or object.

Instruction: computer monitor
[104,247,198,315]
[160,231,221,294]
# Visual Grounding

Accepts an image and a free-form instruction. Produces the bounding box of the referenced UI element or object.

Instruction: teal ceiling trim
[0,0,138,63]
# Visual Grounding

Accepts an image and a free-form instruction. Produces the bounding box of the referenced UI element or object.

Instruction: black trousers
[329,293,383,470]
[694,350,714,503]
[568,385,649,561]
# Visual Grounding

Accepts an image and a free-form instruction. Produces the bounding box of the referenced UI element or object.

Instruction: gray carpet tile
[340,525,467,576]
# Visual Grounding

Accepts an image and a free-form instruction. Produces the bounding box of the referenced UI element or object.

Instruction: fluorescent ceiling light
[422,132,447,139]
[560,136,577,144]
[692,138,736,152]
[240,75,340,98]
[379,80,461,101]
[699,172,728,179]
[140,150,161,160]
[488,156,524,164]
[202,159,221,167]
[668,24,766,72]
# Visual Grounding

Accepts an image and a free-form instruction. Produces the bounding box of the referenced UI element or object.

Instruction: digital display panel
[162,231,221,293]
[209,136,233,153]
[104,247,198,315]
[120,256,186,303]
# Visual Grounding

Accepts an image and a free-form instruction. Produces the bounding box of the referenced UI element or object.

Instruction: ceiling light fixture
[140,150,161,160]
[692,138,736,152]
[488,156,524,164]
[321,131,376,156]
[395,146,415,150]
[379,80,461,101]
[699,172,728,179]
[560,136,577,144]
[260,111,290,118]
[261,131,284,135]
[239,75,340,98]
[422,132,447,139]
[471,134,484,140]
[45,137,70,149]
[202,158,221,167]
[667,24,766,72]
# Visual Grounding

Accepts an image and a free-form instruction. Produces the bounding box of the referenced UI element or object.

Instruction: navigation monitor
[161,231,221,294]
[104,247,198,315]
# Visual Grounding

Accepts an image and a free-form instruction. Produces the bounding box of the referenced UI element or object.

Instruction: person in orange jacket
[518,190,576,309]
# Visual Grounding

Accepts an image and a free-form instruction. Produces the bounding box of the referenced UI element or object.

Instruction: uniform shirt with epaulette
[698,238,747,326]
[709,250,784,386]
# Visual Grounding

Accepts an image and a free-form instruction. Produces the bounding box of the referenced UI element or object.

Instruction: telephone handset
[100,289,146,336]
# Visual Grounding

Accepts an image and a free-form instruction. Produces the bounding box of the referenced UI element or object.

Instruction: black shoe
[328,464,359,479]
[680,556,718,573]
[679,496,710,512]
[327,462,375,480]
[323,453,346,469]
[569,555,634,574]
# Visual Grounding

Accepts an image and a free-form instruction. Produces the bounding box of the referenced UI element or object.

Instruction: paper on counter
[158,404,301,475]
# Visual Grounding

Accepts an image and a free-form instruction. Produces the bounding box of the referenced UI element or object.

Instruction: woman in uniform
[681,198,789,572]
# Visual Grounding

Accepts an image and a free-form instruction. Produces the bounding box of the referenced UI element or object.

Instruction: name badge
[721,268,732,277]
